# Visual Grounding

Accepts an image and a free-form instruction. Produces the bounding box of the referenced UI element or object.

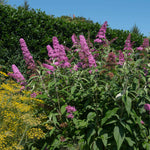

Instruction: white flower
[116,93,122,99]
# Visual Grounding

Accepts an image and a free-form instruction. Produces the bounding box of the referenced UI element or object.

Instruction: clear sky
[7,0,150,37]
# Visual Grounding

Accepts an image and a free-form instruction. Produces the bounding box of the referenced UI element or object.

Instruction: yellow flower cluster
[0,71,8,77]
[45,123,53,130]
[0,71,46,149]
[27,128,45,140]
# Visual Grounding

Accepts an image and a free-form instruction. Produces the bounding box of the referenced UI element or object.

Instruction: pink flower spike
[54,62,59,66]
[71,34,79,46]
[137,46,143,51]
[94,21,107,44]
[42,63,55,72]
[143,38,149,48]
[141,120,144,124]
[8,64,25,83]
[19,38,36,70]
[123,34,132,51]
[144,104,150,111]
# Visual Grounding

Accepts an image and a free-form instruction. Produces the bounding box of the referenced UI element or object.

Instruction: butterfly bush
[79,35,97,68]
[106,52,117,69]
[47,37,71,68]
[94,21,107,44]
[8,64,25,83]
[71,33,79,47]
[123,33,132,51]
[137,38,149,50]
[144,104,150,111]
[117,50,125,65]
[19,38,36,71]
[66,105,77,119]
[42,63,55,74]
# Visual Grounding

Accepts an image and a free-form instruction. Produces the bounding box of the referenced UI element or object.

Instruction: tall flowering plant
[94,21,107,44]
[123,33,133,53]
[19,38,36,73]
[79,35,97,68]
[8,64,26,84]
[46,37,71,68]
[137,38,149,51]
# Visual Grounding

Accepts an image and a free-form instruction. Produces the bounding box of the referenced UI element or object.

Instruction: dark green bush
[0,4,146,73]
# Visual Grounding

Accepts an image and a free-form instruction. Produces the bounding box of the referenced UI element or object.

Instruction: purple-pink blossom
[137,46,143,51]
[143,38,149,48]
[123,34,132,51]
[19,38,36,71]
[137,38,149,50]
[141,120,144,124]
[66,105,76,113]
[94,21,107,44]
[117,50,125,65]
[89,70,92,74]
[66,105,77,119]
[67,113,74,119]
[31,92,37,98]
[47,37,71,68]
[72,64,78,71]
[42,63,55,74]
[8,64,25,83]
[144,104,150,111]
[71,33,79,47]
[79,35,97,68]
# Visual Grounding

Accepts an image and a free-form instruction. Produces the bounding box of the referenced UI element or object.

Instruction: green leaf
[101,133,108,147]
[87,112,96,121]
[87,128,96,144]
[49,127,55,136]
[122,95,132,115]
[114,125,125,150]
[35,94,49,99]
[60,104,67,115]
[125,137,135,147]
[101,108,118,126]
[92,141,99,150]
[48,81,56,88]
[71,86,76,95]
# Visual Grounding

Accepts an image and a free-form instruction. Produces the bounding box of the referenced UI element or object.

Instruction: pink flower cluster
[42,63,55,74]
[123,34,132,51]
[66,105,77,119]
[79,35,97,68]
[144,104,150,112]
[31,92,37,98]
[8,64,25,83]
[137,38,149,50]
[71,33,79,47]
[94,21,107,44]
[47,37,71,68]
[19,38,36,71]
[117,50,125,65]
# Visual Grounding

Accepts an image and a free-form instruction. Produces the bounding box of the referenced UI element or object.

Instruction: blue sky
[7,0,150,37]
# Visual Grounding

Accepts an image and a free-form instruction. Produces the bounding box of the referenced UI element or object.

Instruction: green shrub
[0,4,146,73]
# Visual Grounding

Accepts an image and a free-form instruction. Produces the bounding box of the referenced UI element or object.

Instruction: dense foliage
[0,4,146,73]
[1,3,150,149]
[1,19,150,149]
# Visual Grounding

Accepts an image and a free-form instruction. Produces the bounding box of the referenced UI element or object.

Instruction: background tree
[21,0,30,10]
[130,24,141,35]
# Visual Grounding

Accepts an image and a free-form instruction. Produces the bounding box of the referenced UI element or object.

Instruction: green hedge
[0,4,145,73]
